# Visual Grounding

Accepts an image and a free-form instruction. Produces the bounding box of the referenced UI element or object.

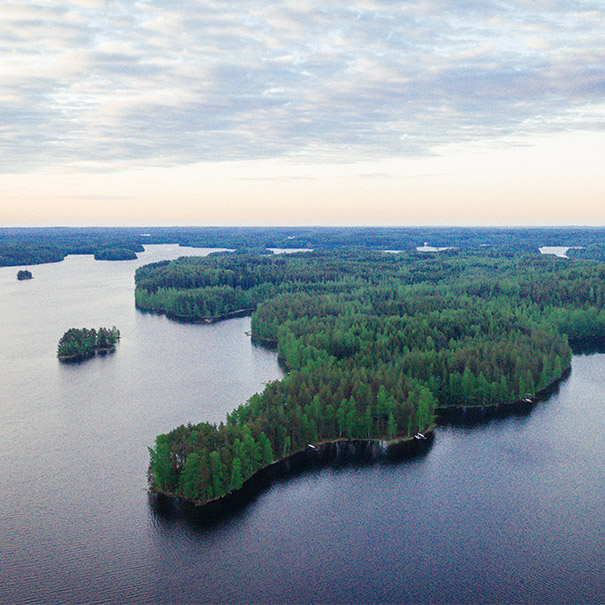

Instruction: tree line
[0,228,143,267]
[5,225,605,267]
[145,249,605,505]
[123,225,603,252]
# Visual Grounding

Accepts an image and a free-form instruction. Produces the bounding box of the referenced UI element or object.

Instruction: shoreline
[146,312,575,522]
[136,306,255,324]
[58,345,116,363]
[149,430,436,521]
[435,366,571,419]
[149,364,573,521]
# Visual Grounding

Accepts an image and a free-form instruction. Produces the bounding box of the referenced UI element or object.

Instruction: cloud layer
[1,0,604,171]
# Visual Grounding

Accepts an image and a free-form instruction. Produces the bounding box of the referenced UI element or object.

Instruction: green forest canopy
[57,327,120,361]
[142,249,605,506]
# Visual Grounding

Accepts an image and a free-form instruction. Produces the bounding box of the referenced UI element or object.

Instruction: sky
[1,0,604,227]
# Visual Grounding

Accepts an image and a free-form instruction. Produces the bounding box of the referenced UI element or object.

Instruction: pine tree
[387,413,397,440]
[180,452,203,500]
[209,451,227,498]
[258,432,274,465]
[149,434,174,492]
[230,457,243,491]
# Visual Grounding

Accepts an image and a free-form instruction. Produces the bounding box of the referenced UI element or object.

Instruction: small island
[17,269,33,280]
[57,326,120,362]
[93,247,138,261]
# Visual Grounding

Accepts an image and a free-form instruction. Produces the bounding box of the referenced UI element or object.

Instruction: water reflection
[149,435,435,529]
[1,250,604,604]
[437,370,569,430]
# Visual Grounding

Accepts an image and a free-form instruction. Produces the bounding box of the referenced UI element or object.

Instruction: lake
[1,246,603,604]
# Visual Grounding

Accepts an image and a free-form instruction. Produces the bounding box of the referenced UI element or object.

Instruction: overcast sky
[1,0,604,226]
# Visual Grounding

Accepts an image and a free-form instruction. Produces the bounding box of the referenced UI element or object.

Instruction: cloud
[0,0,603,171]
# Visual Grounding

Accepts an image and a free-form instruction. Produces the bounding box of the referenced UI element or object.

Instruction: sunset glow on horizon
[1,1,604,227]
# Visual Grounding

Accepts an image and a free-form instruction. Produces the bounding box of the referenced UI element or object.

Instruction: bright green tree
[230,457,244,491]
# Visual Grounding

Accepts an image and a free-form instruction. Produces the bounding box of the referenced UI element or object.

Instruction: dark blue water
[1,247,604,603]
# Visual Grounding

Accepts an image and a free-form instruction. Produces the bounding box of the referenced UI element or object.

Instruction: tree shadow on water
[147,435,434,530]
[436,368,570,431]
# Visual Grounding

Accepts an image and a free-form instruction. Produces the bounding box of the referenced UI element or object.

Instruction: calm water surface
[1,246,604,604]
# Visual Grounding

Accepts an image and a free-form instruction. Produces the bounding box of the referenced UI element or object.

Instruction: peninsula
[142,249,603,507]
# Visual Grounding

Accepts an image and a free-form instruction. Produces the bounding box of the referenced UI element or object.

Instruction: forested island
[142,248,605,507]
[17,269,32,280]
[93,247,138,261]
[0,228,143,267]
[57,327,120,362]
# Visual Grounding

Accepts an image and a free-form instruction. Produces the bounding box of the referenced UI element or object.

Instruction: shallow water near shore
[1,246,604,603]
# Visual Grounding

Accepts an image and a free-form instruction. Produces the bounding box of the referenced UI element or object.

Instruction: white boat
[414,433,427,440]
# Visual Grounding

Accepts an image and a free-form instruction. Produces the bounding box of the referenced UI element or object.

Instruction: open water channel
[0,245,604,604]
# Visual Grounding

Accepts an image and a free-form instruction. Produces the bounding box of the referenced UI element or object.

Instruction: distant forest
[3,225,605,267]
[0,228,144,266]
[141,248,605,505]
